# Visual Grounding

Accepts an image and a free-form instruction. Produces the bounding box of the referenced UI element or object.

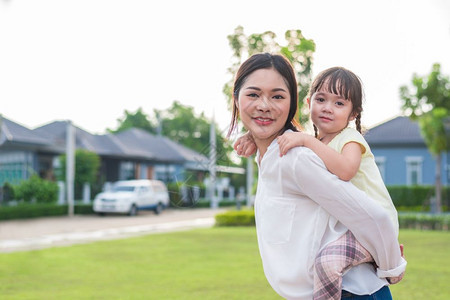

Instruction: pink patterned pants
[313,230,373,300]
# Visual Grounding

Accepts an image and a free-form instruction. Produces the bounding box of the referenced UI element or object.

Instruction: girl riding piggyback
[234,66,404,300]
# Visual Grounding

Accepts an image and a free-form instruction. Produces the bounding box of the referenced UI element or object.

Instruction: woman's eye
[273,95,284,100]
[247,93,259,98]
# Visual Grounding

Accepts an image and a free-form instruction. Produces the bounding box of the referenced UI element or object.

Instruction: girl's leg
[313,230,374,300]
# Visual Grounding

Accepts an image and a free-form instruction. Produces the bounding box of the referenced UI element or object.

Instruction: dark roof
[0,117,208,166]
[364,116,425,147]
[0,117,52,147]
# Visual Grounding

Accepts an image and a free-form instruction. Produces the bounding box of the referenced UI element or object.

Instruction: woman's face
[237,68,291,146]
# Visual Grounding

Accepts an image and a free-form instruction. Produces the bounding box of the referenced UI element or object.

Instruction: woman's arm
[277,131,361,181]
[289,148,406,277]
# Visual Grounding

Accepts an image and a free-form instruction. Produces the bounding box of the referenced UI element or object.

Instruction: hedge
[215,209,255,226]
[214,209,450,231]
[398,212,450,230]
[0,203,94,221]
[388,185,449,210]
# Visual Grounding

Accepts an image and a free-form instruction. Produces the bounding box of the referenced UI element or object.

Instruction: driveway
[0,208,228,253]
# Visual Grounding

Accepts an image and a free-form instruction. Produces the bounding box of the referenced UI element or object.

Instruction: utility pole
[66,120,75,217]
[209,112,217,208]
[246,157,253,207]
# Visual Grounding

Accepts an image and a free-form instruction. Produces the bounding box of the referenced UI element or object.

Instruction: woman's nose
[256,96,270,111]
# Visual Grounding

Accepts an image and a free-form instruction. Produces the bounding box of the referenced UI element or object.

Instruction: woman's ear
[234,95,239,109]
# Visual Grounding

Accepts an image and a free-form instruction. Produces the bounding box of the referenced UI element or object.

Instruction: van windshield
[112,186,135,192]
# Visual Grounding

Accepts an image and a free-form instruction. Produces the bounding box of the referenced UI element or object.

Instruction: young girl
[234,66,404,300]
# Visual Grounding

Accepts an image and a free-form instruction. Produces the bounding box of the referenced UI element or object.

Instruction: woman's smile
[253,116,275,126]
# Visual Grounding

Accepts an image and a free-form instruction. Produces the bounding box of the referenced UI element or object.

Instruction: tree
[156,101,232,167]
[109,103,234,169]
[108,107,155,134]
[223,25,316,125]
[58,149,101,199]
[400,63,450,213]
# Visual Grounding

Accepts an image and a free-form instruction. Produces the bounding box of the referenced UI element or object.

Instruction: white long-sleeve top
[255,139,406,300]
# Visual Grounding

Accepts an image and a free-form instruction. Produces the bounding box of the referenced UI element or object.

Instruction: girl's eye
[316,97,325,102]
[336,101,344,106]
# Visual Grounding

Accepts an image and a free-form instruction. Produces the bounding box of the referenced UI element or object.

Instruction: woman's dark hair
[308,66,364,137]
[227,53,300,138]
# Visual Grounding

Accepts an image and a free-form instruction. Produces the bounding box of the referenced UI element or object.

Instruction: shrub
[2,182,15,202]
[58,150,101,200]
[215,209,255,226]
[167,182,206,208]
[14,175,58,203]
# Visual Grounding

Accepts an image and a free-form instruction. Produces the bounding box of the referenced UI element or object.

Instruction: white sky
[1,0,450,135]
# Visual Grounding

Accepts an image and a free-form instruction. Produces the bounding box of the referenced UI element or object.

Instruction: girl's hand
[234,132,257,157]
[277,131,307,156]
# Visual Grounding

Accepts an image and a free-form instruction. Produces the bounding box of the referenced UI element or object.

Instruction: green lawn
[0,228,448,299]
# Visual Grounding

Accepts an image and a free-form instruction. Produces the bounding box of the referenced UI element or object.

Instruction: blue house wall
[365,116,449,186]
[371,147,446,185]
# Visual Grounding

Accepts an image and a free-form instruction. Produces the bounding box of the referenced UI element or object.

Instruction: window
[154,164,176,183]
[374,156,386,181]
[119,162,135,180]
[405,156,423,185]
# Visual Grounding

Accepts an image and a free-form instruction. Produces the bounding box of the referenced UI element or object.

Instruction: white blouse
[255,139,406,300]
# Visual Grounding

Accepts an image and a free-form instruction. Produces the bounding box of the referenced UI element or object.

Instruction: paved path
[0,208,228,253]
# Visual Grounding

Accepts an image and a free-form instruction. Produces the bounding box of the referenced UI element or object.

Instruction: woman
[228,53,406,300]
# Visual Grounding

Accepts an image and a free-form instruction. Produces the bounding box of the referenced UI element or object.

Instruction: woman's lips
[253,117,274,125]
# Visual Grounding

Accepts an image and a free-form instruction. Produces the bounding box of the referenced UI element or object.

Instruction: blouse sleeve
[290,148,406,277]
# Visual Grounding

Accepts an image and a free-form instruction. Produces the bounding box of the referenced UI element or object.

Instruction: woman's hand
[234,132,257,157]
[387,244,405,284]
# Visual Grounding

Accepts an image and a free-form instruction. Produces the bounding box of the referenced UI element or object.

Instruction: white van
[93,179,170,216]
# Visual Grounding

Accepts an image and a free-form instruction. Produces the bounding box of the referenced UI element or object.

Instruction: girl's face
[237,68,291,148]
[309,89,355,139]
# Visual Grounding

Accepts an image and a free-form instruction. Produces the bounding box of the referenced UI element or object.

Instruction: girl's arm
[234,132,257,157]
[287,148,406,277]
[277,131,361,181]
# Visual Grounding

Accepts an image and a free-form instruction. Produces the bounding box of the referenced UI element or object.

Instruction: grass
[0,228,448,299]
[390,230,450,299]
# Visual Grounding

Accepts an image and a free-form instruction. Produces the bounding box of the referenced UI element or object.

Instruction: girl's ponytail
[355,113,362,134]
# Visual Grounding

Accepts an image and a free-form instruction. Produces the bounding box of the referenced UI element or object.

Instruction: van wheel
[129,204,138,216]
[154,203,163,215]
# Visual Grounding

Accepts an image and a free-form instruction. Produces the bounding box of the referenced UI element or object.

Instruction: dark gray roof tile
[364,116,425,146]
[1,117,210,166]
[0,118,51,146]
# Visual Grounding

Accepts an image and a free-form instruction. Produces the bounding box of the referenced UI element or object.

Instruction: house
[0,117,210,187]
[364,116,449,186]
